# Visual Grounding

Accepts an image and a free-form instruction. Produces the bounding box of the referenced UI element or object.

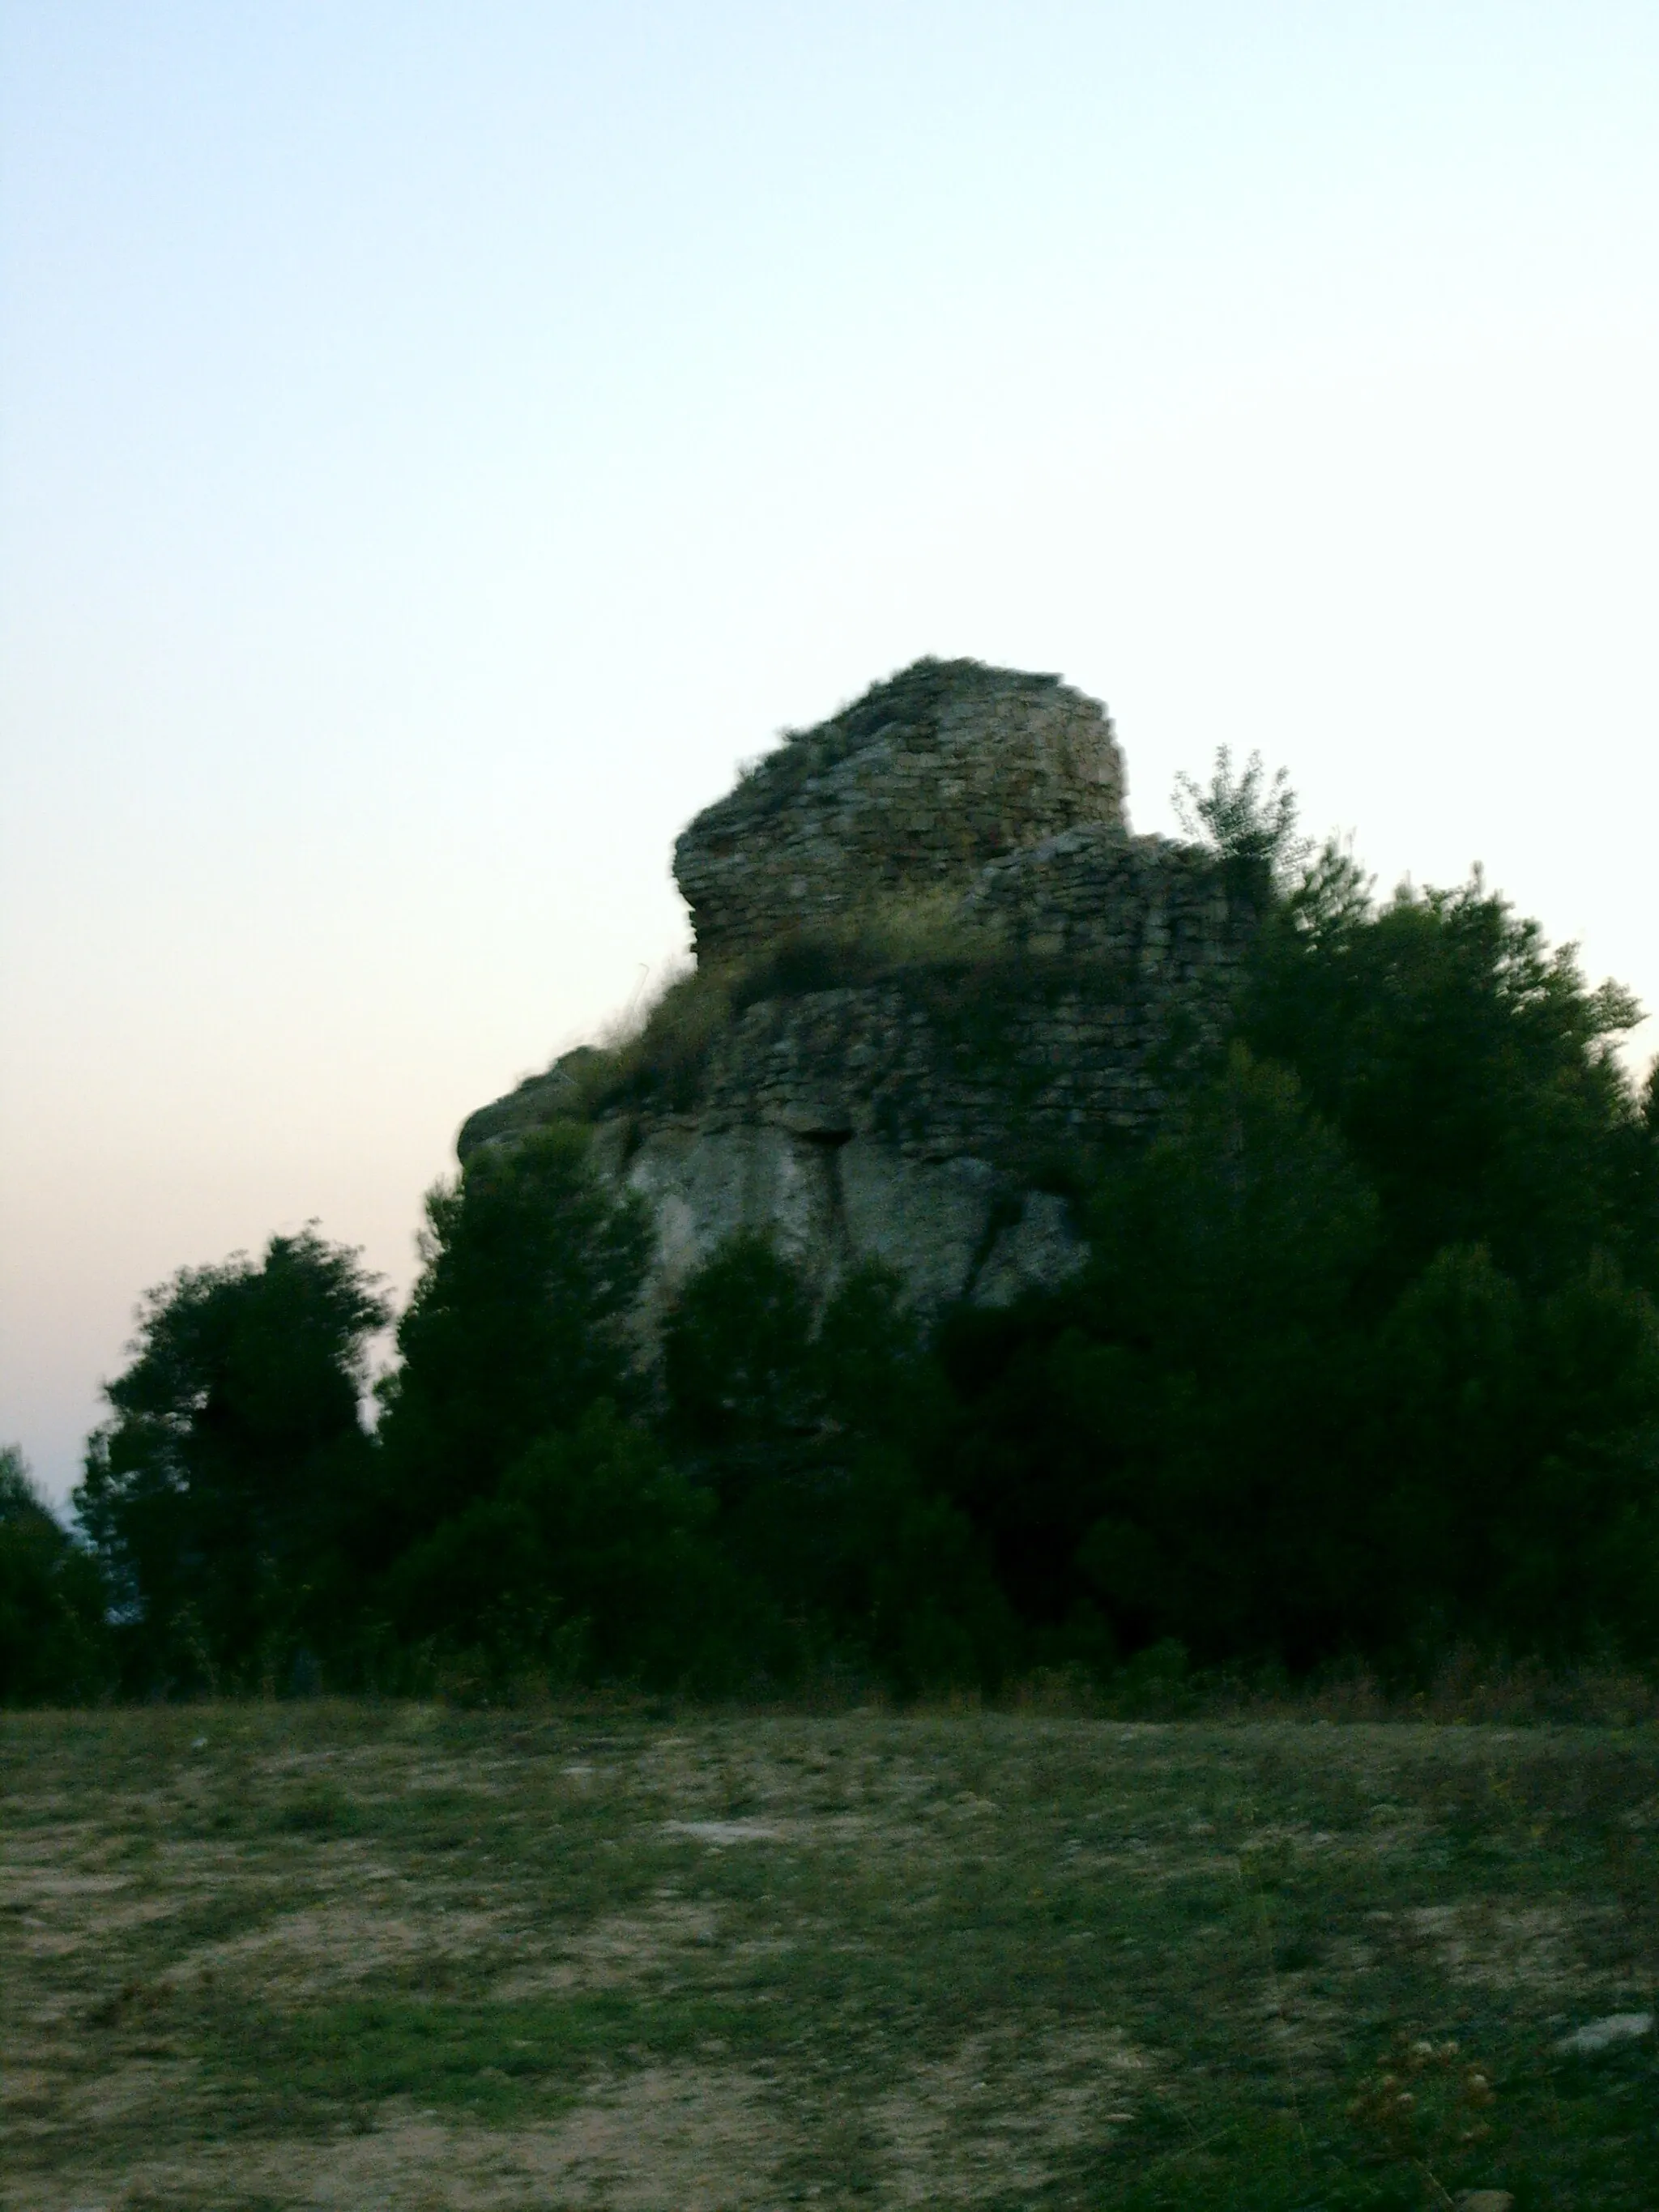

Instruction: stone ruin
[460,658,1256,1317]
[674,659,1127,965]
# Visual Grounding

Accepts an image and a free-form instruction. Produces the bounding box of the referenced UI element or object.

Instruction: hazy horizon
[3,2,1656,1506]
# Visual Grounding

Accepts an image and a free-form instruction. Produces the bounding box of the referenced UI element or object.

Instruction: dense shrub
[1372,1244,1659,1657]
[936,1049,1385,1664]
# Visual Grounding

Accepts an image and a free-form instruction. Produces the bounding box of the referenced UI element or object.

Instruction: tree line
[6,759,1659,1702]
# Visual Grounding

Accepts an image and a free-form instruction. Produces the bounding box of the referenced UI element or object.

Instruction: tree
[374,1125,653,1546]
[0,1447,109,1705]
[661,1233,819,1468]
[929,761,1659,1673]
[659,1237,1009,1687]
[940,1048,1381,1664]
[382,1400,747,1690]
[1373,1244,1659,1658]
[1174,745,1310,907]
[1245,866,1652,1297]
[1173,749,1655,1299]
[76,1230,388,1690]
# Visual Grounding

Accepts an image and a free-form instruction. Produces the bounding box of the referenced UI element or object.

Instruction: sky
[2,2,1657,1507]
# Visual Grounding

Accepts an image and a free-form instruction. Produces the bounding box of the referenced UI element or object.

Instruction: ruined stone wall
[674,658,1126,966]
[681,956,1235,1163]
[462,661,1259,1316]
[660,827,1248,1157]
[962,824,1254,970]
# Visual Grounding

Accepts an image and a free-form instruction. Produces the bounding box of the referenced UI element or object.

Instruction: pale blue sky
[3,2,1657,1502]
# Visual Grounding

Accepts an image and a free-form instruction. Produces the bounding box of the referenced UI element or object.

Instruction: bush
[1247,863,1652,1296]
[918,757,1659,1677]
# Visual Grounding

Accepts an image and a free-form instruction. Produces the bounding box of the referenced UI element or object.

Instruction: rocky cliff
[460,658,1256,1318]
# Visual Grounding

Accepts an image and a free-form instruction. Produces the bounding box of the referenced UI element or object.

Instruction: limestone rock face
[459,661,1254,1321]
[674,658,1126,967]
[589,1119,1056,1329]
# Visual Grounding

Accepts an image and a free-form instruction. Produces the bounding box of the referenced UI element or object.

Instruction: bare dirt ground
[2,1703,1656,2209]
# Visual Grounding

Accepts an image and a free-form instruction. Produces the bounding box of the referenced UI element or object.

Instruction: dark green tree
[932,757,1659,1675]
[1173,748,1656,1298]
[1174,744,1309,908]
[661,1233,818,1466]
[660,1237,1009,1688]
[1246,864,1652,1296]
[76,1231,388,1690]
[941,1047,1381,1664]
[374,1125,652,1545]
[1373,1243,1659,1658]
[0,1447,110,1705]
[661,1236,946,1472]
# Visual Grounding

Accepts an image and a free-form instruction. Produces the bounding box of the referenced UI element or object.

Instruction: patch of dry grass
[2,1705,1656,2208]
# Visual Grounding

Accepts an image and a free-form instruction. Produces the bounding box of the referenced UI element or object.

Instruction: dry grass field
[2,1703,1657,2210]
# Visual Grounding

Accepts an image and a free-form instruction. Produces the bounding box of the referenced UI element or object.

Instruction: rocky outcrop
[460,659,1254,1320]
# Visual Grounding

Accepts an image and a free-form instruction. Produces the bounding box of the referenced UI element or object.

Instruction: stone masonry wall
[682,920,1242,1163]
[462,829,1248,1174]
[962,823,1253,970]
[674,658,1126,966]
